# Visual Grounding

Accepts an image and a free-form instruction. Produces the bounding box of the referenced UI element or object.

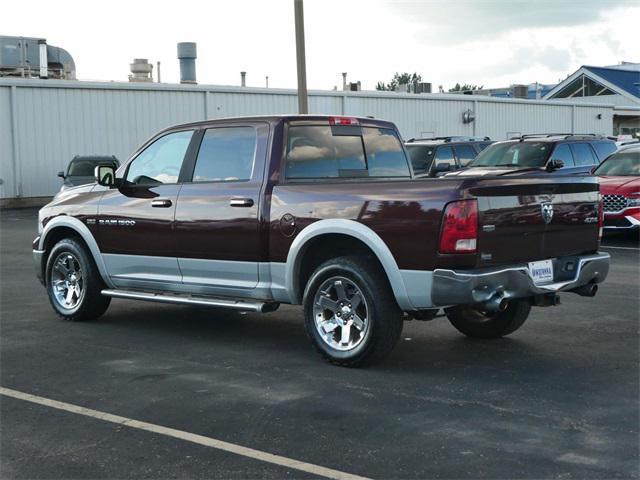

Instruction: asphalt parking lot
[1,208,638,479]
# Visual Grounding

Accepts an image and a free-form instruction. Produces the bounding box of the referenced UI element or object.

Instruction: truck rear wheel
[45,238,111,322]
[445,299,531,339]
[302,256,403,367]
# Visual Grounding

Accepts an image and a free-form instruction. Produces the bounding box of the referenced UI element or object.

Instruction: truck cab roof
[166,114,396,132]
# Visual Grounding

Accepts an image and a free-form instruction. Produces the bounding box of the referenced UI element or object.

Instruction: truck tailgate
[467,178,600,266]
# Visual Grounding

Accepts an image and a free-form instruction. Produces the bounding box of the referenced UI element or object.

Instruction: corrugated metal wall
[0,79,615,199]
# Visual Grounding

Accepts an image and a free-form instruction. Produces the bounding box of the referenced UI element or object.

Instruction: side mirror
[57,171,65,179]
[433,163,452,177]
[546,159,564,172]
[95,165,116,187]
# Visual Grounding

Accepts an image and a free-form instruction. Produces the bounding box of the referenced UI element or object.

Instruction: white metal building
[0,78,618,202]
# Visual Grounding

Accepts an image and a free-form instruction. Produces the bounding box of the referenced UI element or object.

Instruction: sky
[2,0,638,90]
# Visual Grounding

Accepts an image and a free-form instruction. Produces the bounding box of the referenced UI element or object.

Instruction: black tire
[445,299,531,339]
[302,256,403,367]
[45,237,110,321]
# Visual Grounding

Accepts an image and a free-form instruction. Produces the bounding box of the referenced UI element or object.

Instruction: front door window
[126,130,194,185]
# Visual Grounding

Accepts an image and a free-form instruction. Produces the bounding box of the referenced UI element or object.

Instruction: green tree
[448,83,483,93]
[376,72,423,91]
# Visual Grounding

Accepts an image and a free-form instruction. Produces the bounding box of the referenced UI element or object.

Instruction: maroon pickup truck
[33,115,610,366]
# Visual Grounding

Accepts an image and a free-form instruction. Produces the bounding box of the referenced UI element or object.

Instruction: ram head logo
[541,203,554,225]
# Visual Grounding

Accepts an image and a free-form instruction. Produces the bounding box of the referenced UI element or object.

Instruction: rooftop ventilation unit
[128,59,153,82]
[415,82,432,94]
[177,42,197,84]
[512,84,528,99]
[0,36,76,79]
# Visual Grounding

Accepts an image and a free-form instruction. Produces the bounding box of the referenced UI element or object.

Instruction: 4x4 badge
[541,203,554,224]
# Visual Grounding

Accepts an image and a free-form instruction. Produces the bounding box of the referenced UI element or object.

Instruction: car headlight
[627,193,640,208]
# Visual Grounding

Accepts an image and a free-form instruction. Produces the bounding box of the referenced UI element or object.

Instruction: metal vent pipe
[38,39,47,78]
[177,42,197,84]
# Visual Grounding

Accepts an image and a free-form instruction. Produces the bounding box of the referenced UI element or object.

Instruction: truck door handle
[230,197,254,207]
[151,199,173,208]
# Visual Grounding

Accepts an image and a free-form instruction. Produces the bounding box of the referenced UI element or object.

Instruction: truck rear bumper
[431,252,610,307]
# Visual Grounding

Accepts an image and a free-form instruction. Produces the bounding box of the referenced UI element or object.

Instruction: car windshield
[67,158,117,176]
[594,150,640,176]
[406,145,436,175]
[469,142,551,168]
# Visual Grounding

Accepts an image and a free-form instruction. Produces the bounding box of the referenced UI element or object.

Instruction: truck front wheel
[45,238,111,322]
[302,256,403,367]
[445,299,531,339]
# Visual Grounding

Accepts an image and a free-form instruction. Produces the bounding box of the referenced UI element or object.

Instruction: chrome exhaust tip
[484,294,508,312]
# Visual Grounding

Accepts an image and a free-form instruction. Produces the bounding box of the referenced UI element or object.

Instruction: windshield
[594,150,640,176]
[67,158,118,176]
[469,142,551,168]
[406,145,436,175]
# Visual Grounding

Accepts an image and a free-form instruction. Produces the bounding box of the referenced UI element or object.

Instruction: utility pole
[294,0,308,114]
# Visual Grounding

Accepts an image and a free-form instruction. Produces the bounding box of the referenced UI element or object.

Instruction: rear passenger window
[407,145,436,176]
[592,141,617,161]
[192,127,256,182]
[434,146,456,170]
[570,143,597,166]
[551,144,575,167]
[454,145,477,166]
[285,125,409,179]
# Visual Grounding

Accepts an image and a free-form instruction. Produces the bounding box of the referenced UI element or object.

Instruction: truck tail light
[439,199,478,254]
[329,116,359,126]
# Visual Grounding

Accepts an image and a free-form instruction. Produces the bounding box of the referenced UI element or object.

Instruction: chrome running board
[101,289,278,313]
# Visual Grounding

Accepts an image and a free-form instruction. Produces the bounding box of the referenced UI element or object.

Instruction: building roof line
[0,78,618,109]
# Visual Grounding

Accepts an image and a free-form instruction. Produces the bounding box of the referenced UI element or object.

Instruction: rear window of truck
[285,126,410,179]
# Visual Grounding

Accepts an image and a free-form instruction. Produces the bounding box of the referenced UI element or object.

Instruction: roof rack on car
[516,133,604,141]
[406,136,491,143]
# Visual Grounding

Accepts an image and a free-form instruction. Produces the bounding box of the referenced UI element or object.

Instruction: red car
[595,144,640,231]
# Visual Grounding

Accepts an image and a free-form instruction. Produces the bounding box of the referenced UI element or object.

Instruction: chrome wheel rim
[313,276,369,351]
[50,252,84,310]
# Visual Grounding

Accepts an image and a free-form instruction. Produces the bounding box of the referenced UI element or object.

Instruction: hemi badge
[481,253,492,261]
[482,225,496,232]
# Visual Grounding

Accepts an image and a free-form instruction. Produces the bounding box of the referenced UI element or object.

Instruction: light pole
[294,0,308,114]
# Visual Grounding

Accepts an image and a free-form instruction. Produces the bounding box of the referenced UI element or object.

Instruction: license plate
[528,260,554,284]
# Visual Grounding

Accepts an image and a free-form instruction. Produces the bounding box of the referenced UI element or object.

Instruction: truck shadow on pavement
[93,302,577,376]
